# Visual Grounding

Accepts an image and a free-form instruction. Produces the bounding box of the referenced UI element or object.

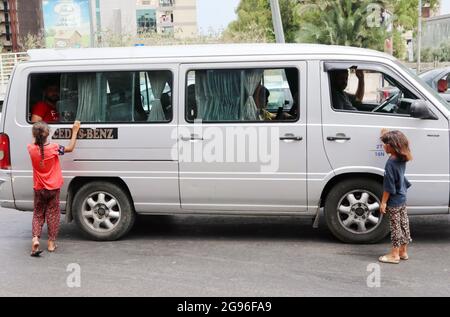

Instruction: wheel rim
[336,189,382,235]
[81,191,121,232]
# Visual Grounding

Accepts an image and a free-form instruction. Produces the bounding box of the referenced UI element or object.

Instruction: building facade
[0,0,18,51]
[423,14,450,49]
[1,0,44,52]
[1,0,197,51]
[95,0,197,39]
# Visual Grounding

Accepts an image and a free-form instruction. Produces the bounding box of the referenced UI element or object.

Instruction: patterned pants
[32,189,61,241]
[387,205,412,248]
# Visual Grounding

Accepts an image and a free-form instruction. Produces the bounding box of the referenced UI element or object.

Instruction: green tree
[297,0,387,51]
[386,0,440,31]
[225,0,300,42]
[382,0,440,59]
[225,0,441,59]
[296,0,440,58]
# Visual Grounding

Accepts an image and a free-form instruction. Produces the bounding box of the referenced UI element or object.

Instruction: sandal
[31,238,42,257]
[378,255,400,264]
[30,250,43,257]
[400,255,409,260]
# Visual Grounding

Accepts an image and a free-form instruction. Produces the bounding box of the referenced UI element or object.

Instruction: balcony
[159,0,175,8]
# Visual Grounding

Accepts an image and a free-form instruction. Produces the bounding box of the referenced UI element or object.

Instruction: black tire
[72,181,136,241]
[324,178,390,244]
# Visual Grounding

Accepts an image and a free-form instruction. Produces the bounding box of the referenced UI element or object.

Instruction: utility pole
[88,0,95,47]
[95,0,102,46]
[269,0,285,43]
[417,0,422,73]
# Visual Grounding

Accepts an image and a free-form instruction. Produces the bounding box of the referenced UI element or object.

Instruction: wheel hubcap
[82,192,121,232]
[337,190,382,234]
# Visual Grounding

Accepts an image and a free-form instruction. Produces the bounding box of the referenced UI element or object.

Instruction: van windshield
[395,61,450,111]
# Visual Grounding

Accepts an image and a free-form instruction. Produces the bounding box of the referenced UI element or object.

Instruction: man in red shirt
[31,84,60,123]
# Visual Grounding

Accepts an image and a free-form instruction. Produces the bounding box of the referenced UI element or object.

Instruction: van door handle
[180,134,203,141]
[280,134,303,141]
[327,135,351,141]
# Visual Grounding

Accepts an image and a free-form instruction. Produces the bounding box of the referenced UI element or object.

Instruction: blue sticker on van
[371,143,385,157]
[52,128,118,140]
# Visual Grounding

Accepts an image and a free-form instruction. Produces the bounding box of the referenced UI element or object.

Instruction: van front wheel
[324,178,390,244]
[73,181,135,241]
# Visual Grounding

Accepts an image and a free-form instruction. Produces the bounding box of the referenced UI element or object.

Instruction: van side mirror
[410,100,438,120]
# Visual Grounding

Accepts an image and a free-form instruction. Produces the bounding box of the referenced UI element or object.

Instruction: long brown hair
[32,122,50,167]
[380,130,413,162]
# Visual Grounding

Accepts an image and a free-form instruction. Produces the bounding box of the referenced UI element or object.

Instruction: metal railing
[0,51,28,100]
[404,61,450,73]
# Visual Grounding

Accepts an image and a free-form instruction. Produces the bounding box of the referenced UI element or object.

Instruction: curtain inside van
[76,73,107,122]
[195,70,241,121]
[147,71,171,122]
[242,69,263,121]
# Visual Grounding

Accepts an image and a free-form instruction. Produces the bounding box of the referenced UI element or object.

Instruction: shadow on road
[128,214,337,242]
[59,213,450,244]
[128,214,450,243]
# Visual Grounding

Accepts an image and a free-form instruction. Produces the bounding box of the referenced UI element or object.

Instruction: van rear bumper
[0,173,16,209]
[0,200,15,209]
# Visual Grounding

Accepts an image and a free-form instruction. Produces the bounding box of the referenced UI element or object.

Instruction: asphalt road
[0,207,449,297]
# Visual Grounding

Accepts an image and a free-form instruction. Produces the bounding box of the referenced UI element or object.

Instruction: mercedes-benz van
[0,44,448,243]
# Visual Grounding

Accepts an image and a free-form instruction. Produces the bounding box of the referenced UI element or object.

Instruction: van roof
[27,43,394,62]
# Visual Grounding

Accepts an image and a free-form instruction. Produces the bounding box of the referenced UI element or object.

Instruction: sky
[197,0,240,35]
[442,1,450,15]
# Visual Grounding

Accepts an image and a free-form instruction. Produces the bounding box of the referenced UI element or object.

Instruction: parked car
[419,67,450,103]
[0,44,449,243]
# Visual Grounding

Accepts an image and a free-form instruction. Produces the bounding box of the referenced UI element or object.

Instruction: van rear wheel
[324,178,390,244]
[73,181,135,241]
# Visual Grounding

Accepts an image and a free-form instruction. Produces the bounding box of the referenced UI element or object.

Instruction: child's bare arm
[65,121,81,153]
[380,191,390,214]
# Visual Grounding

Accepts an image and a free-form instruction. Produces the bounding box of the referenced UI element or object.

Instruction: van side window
[186,68,299,122]
[28,71,173,123]
[328,68,419,116]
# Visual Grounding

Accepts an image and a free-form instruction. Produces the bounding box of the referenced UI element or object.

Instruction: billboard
[42,0,92,48]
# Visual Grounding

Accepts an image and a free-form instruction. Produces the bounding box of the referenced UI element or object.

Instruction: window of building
[186,68,299,123]
[137,9,157,33]
[28,71,173,124]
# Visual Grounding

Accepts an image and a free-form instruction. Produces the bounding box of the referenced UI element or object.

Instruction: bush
[437,42,450,62]
[421,47,434,62]
[419,42,450,63]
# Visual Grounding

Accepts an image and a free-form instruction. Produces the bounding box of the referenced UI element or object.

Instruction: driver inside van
[330,69,365,111]
[31,83,60,123]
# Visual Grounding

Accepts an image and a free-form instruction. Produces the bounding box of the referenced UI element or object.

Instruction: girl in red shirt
[28,121,80,256]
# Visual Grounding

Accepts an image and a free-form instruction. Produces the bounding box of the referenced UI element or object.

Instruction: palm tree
[297,0,387,50]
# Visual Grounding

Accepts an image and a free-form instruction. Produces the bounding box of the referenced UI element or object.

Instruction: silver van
[0,44,448,243]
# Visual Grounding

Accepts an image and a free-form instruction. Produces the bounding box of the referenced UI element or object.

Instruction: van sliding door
[178,61,308,213]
